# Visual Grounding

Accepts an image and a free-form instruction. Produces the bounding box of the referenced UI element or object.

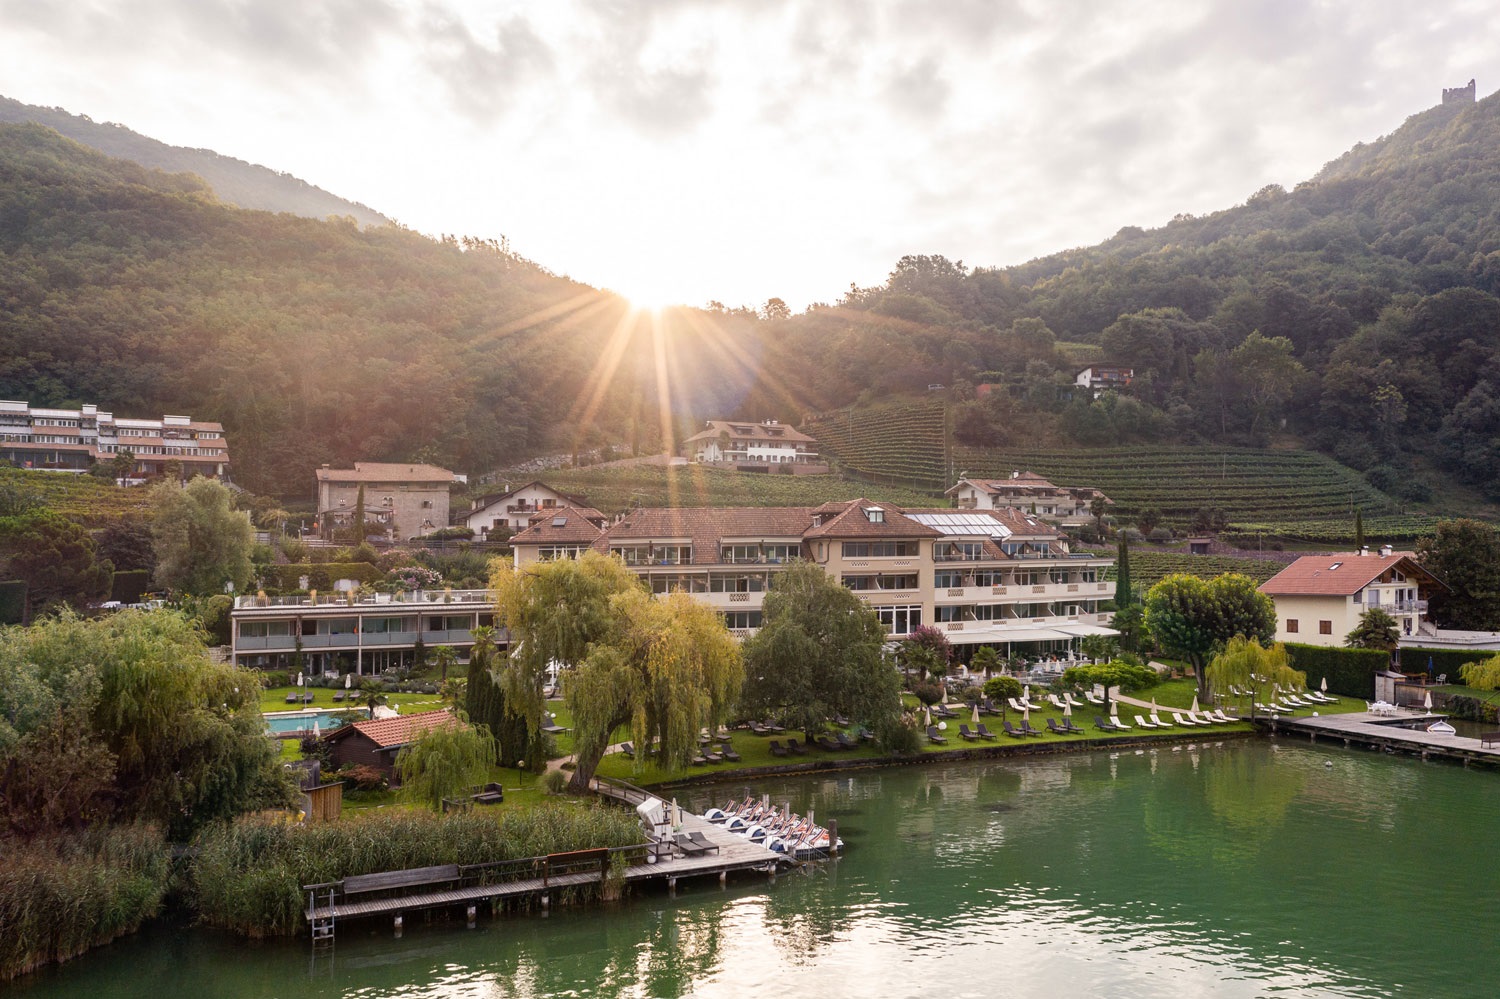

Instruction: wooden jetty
[1264,710,1500,766]
[304,778,789,944]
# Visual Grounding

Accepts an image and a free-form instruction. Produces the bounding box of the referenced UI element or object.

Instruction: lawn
[258,685,446,716]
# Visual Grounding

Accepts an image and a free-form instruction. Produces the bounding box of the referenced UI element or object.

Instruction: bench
[471,782,505,805]
[1480,732,1500,748]
[341,864,463,898]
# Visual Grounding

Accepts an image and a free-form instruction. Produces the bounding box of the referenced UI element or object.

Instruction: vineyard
[1228,515,1445,547]
[1099,550,1291,588]
[952,445,1399,525]
[803,401,948,489]
[537,464,940,515]
[0,467,151,526]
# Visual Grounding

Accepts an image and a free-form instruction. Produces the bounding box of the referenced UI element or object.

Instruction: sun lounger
[749,721,769,735]
[1150,714,1173,728]
[1060,716,1084,734]
[786,738,808,755]
[833,714,850,727]
[718,742,741,762]
[1094,715,1123,732]
[1171,712,1202,727]
[1001,720,1026,739]
[975,723,998,740]
[1064,692,1085,708]
[303,693,315,705]
[686,831,720,854]
[836,731,859,750]
[1187,711,1215,725]
[1134,714,1160,729]
[1019,719,1045,737]
[1047,694,1067,709]
[1210,709,1234,723]
[959,724,981,741]
[1108,714,1131,729]
[769,740,788,757]
[620,742,635,758]
[1084,691,1104,705]
[1008,697,1028,712]
[675,833,713,856]
[1046,718,1069,735]
[285,692,299,703]
[813,735,840,751]
[926,725,948,745]
[856,726,875,742]
[332,690,346,703]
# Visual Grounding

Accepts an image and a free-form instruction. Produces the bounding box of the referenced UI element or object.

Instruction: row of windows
[1285,620,1333,635]
[613,545,693,566]
[875,605,922,636]
[721,611,763,630]
[239,615,477,639]
[721,543,798,563]
[935,600,1098,622]
[842,541,919,558]
[932,568,1098,587]
[842,574,919,591]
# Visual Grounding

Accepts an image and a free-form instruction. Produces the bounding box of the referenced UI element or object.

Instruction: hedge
[0,580,24,625]
[110,569,150,604]
[257,562,383,591]
[1284,643,1389,699]
[1396,646,1491,684]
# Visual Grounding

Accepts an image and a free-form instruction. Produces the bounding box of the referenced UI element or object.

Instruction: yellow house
[1258,547,1446,647]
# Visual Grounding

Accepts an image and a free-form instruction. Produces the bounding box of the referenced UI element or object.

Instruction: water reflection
[12,742,1499,998]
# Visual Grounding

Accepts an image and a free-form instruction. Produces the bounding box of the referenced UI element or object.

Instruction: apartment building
[0,400,230,478]
[946,472,1110,528]
[508,499,1116,656]
[229,588,497,674]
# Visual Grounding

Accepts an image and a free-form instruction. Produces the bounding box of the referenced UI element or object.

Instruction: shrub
[259,671,290,689]
[983,675,1022,702]
[0,580,24,626]
[1397,647,1480,683]
[909,681,944,706]
[109,569,150,604]
[1284,643,1388,699]
[543,770,568,794]
[335,765,388,792]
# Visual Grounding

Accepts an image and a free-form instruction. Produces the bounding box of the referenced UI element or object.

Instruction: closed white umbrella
[1424,691,1433,712]
[345,674,352,689]
[1063,701,1073,718]
[924,705,932,728]
[1110,702,1120,720]
[972,702,981,725]
[1320,676,1328,693]
[312,721,320,739]
[1190,694,1200,714]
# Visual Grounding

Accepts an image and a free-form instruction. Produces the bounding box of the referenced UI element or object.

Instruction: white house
[1075,366,1134,398]
[946,473,1110,529]
[1258,547,1446,647]
[684,420,821,468]
[464,481,595,538]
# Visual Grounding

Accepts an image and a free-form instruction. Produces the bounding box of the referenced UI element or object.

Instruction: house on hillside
[683,420,827,473]
[1258,547,1447,647]
[1075,366,1134,398]
[314,462,460,541]
[463,481,594,538]
[323,709,463,779]
[946,472,1110,529]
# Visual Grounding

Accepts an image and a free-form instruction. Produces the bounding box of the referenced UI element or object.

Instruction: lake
[12,737,1495,998]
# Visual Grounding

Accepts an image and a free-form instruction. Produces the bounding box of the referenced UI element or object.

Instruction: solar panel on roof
[552,517,567,527]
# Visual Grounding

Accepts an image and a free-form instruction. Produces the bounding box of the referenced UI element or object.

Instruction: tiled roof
[509,508,608,546]
[1258,552,1439,596]
[316,462,456,483]
[684,420,815,445]
[471,481,589,513]
[607,507,814,565]
[803,499,943,540]
[331,709,460,749]
[526,504,606,526]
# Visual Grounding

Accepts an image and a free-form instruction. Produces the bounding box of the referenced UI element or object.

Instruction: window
[538,545,585,561]
[361,616,415,634]
[650,574,706,594]
[721,543,796,563]
[935,541,984,561]
[709,574,766,593]
[934,570,964,588]
[721,610,763,630]
[863,507,884,523]
[874,605,922,636]
[1319,620,1333,635]
[935,605,965,622]
[1286,619,1299,633]
[1080,568,1098,583]
[842,541,918,558]
[238,621,292,638]
[614,544,691,566]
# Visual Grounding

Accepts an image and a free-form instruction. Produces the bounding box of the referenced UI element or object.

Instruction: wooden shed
[323,709,462,779]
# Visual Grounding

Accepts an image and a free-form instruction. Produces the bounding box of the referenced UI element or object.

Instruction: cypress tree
[1115,535,1133,607]
[1354,509,1365,551]
[353,483,366,544]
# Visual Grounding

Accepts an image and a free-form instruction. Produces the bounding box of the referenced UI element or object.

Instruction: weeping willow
[1204,635,1305,716]
[566,589,742,789]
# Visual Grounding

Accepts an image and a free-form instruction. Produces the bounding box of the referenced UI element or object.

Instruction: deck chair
[926,725,948,745]
[1008,697,1028,712]
[1109,714,1131,729]
[1060,716,1084,734]
[786,738,809,755]
[1150,714,1174,728]
[1001,720,1026,739]
[1019,718,1044,737]
[719,743,741,762]
[620,742,635,758]
[1046,717,1068,735]
[285,692,298,703]
[958,724,981,741]
[1134,714,1159,729]
[1171,712,1201,727]
[836,731,859,749]
[1210,709,1234,723]
[686,831,720,854]
[975,723,998,740]
[332,690,346,703]
[675,833,712,856]
[768,740,788,757]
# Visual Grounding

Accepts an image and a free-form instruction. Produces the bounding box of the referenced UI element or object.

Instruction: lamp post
[516,759,526,790]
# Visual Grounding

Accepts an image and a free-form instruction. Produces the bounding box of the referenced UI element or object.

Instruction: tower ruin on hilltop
[1443,79,1476,104]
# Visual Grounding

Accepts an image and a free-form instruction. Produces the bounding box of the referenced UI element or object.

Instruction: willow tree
[566,588,743,790]
[1204,636,1305,717]
[491,552,642,769]
[395,721,497,812]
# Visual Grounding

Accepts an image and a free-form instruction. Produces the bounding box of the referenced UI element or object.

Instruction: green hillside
[803,401,949,489]
[1100,550,1288,588]
[536,465,940,515]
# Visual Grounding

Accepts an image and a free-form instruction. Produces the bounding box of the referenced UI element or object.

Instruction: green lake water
[13,738,1497,998]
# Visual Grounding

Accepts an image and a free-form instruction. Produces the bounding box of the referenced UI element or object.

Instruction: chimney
[1380,544,1393,558]
[1358,546,1369,556]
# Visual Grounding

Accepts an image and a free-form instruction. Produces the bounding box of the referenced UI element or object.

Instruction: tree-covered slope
[0,96,390,226]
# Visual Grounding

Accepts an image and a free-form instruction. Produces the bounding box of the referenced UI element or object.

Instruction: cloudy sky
[1,1,1495,310]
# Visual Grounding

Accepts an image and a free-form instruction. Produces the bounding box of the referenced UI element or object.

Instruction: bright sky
[1,1,1496,311]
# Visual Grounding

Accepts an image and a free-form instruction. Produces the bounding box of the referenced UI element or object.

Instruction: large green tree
[740,560,903,744]
[1417,519,1500,630]
[149,476,253,595]
[1144,572,1276,697]
[491,552,644,768]
[1345,607,1399,653]
[395,721,496,812]
[566,588,742,789]
[0,511,112,621]
[1204,636,1305,716]
[464,625,528,766]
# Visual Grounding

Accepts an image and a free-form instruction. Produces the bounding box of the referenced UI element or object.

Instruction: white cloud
[0,0,1497,309]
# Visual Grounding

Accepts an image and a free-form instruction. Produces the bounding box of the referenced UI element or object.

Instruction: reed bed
[0,824,170,981]
[190,804,644,937]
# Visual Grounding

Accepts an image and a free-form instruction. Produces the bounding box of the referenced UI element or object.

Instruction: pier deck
[1266,710,1500,765]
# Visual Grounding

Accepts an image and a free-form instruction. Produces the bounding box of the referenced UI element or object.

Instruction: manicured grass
[258,686,445,716]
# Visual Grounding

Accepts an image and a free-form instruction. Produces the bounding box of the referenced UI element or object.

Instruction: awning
[946,626,1074,644]
[1052,623,1121,637]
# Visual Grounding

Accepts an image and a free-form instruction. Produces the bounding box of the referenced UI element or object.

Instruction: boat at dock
[704,794,843,858]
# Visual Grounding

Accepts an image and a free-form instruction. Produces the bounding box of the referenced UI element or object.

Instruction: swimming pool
[263,708,366,734]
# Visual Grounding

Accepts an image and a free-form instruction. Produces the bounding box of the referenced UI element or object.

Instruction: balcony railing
[234,589,493,610]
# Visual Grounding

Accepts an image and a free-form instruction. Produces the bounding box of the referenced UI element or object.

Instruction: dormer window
[1329,562,1342,570]
[864,507,884,523]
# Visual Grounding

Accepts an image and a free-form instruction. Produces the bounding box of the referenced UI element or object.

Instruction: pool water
[263,708,363,734]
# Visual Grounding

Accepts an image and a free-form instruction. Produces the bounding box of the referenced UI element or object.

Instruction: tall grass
[0,824,170,981]
[190,804,644,936]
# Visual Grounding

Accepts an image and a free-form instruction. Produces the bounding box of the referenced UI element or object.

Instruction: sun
[613,277,687,313]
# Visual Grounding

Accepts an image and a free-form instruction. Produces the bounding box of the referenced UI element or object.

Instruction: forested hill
[787,90,1500,508]
[0,96,389,227]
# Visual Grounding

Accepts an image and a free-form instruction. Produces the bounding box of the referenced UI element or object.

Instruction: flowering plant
[390,565,442,590]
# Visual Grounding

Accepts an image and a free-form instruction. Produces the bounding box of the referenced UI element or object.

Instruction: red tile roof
[684,420,815,445]
[606,507,815,565]
[803,500,943,540]
[508,508,608,546]
[329,709,461,749]
[1258,552,1441,596]
[316,462,456,483]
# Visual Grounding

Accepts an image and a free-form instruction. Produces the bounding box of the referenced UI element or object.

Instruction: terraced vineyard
[1097,550,1291,588]
[1229,515,1444,546]
[952,445,1398,525]
[539,464,940,515]
[0,467,151,526]
[804,401,948,489]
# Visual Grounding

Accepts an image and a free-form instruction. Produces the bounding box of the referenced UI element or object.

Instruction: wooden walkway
[1267,710,1500,765]
[305,781,787,942]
